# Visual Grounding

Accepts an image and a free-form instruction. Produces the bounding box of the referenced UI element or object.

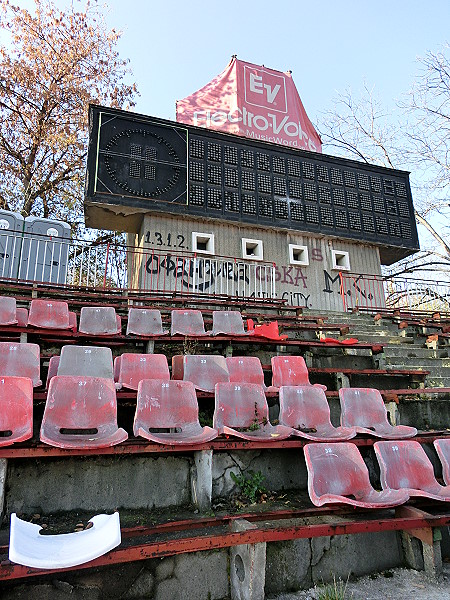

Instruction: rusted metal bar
[0,431,448,459]
[0,510,449,581]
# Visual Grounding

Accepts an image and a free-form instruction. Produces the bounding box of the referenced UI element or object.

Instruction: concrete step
[383,357,450,369]
[424,376,450,387]
[382,347,447,359]
[350,334,415,345]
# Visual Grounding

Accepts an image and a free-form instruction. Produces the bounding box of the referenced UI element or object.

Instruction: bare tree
[318,47,450,279]
[0,0,138,234]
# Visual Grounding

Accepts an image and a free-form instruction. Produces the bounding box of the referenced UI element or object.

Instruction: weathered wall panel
[136,214,382,310]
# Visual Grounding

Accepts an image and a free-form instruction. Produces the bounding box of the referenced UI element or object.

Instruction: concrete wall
[134,213,382,310]
[6,455,191,514]
[0,534,405,600]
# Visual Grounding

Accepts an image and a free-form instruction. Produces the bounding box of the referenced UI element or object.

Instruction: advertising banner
[176,56,322,152]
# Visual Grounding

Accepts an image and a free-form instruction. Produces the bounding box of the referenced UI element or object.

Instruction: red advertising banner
[176,57,322,153]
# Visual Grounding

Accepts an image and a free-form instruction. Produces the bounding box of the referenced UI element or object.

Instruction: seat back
[118,353,169,390]
[0,376,33,446]
[212,311,245,335]
[46,355,60,389]
[79,306,119,335]
[42,376,119,435]
[214,382,269,430]
[374,440,441,492]
[183,355,229,392]
[304,442,373,498]
[171,309,206,336]
[58,345,114,380]
[15,307,28,327]
[135,380,199,430]
[0,296,17,325]
[226,356,265,386]
[434,439,450,485]
[279,386,332,430]
[28,299,70,329]
[271,355,311,387]
[0,342,41,386]
[339,387,388,429]
[126,308,164,336]
[171,355,184,380]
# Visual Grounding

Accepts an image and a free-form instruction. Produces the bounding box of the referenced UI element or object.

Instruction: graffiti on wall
[139,230,380,307]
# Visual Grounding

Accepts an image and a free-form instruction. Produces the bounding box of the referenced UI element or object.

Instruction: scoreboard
[85,105,419,264]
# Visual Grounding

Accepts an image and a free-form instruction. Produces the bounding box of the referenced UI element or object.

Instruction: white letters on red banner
[176,57,322,153]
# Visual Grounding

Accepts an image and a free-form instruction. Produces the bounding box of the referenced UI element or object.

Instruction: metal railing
[0,232,277,300]
[340,272,450,314]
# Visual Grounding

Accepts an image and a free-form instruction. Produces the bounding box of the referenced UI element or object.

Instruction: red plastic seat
[271,355,327,391]
[0,342,41,386]
[45,355,60,389]
[247,320,288,341]
[15,308,28,327]
[0,296,17,325]
[58,345,114,380]
[126,308,168,336]
[134,379,217,445]
[40,376,128,449]
[68,311,77,332]
[304,442,410,508]
[0,377,33,446]
[226,356,265,387]
[434,439,450,485]
[214,382,293,441]
[28,299,71,330]
[171,355,184,381]
[171,309,207,336]
[117,353,170,390]
[279,386,356,441]
[79,306,121,335]
[374,441,450,501]
[212,311,247,336]
[113,355,121,383]
[339,388,417,438]
[182,355,229,392]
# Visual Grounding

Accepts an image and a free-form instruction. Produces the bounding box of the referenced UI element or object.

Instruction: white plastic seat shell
[79,306,121,336]
[226,356,266,387]
[126,308,168,337]
[183,355,230,392]
[58,345,114,380]
[212,311,248,336]
[171,309,208,337]
[9,512,121,569]
[0,342,41,387]
[0,296,17,325]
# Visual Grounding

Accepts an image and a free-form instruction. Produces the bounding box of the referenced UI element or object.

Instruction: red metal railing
[0,233,277,301]
[339,272,450,314]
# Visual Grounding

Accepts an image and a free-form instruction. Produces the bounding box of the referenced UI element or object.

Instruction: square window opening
[242,238,263,261]
[331,249,350,271]
[192,232,215,255]
[289,244,309,266]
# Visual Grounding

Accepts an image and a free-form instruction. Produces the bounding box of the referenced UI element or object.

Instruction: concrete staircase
[303,309,450,388]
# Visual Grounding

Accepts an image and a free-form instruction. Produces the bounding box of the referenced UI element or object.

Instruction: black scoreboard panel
[86,106,419,264]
